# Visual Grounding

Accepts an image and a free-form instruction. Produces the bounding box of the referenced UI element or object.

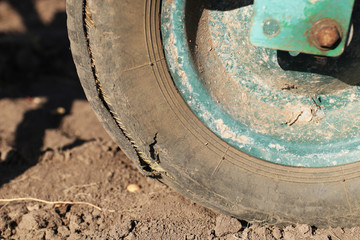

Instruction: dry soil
[1,1,360,239]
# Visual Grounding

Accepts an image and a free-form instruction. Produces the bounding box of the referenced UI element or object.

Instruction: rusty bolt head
[309,18,343,51]
[316,26,340,48]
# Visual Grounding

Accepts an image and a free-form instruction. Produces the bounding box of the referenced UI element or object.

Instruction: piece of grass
[0,197,115,213]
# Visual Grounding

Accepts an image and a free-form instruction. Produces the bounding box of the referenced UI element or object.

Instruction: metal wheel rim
[161,0,360,167]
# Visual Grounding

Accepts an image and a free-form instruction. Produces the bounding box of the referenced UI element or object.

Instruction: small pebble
[57,107,66,115]
[26,204,40,212]
[126,184,140,193]
[214,215,242,237]
[295,224,311,236]
[32,97,42,105]
[272,227,282,239]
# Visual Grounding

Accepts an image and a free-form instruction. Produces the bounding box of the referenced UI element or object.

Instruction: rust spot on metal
[317,26,340,48]
[309,18,342,50]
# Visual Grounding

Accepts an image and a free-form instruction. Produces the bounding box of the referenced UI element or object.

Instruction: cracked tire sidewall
[67,0,360,227]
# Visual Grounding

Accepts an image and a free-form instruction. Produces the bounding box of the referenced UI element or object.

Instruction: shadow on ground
[0,0,85,186]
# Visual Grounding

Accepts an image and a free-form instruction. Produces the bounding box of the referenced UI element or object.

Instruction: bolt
[309,18,342,51]
[263,19,280,37]
[316,26,340,48]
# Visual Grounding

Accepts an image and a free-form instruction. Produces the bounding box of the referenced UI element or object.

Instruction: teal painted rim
[161,0,360,167]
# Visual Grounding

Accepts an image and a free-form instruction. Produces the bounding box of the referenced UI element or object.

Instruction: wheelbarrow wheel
[67,0,360,227]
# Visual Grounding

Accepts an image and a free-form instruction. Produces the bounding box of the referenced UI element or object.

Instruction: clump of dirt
[1,0,360,239]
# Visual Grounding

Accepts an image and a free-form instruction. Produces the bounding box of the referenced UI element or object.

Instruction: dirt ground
[0,0,360,239]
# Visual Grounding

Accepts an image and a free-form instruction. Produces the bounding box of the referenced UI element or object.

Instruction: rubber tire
[67,0,360,227]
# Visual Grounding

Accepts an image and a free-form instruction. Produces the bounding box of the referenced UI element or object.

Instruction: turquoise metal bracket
[250,0,355,57]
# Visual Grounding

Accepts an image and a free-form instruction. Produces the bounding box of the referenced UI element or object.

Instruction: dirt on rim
[0,1,360,239]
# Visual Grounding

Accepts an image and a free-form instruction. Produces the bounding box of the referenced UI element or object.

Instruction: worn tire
[67,0,360,227]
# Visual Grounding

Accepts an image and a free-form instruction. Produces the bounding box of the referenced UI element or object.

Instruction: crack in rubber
[82,0,164,178]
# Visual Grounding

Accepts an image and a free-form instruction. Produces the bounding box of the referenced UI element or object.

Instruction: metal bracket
[250,0,355,57]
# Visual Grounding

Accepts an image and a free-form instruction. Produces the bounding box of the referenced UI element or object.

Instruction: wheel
[67,0,360,227]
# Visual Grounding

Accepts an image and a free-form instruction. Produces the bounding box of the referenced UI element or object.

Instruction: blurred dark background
[0,0,85,186]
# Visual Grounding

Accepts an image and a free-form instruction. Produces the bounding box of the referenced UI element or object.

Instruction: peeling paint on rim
[214,119,253,145]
